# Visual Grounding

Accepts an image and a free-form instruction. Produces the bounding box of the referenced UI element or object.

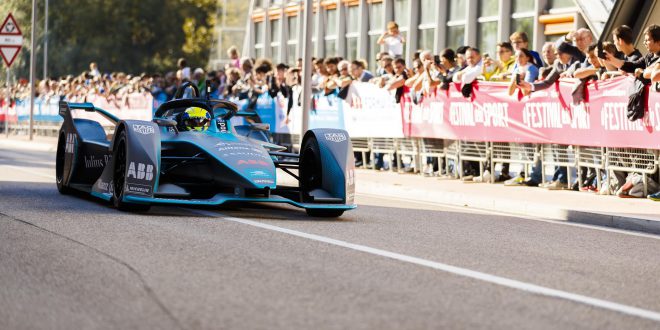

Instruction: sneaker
[504,174,525,186]
[538,181,551,188]
[648,191,660,201]
[461,175,474,182]
[473,170,492,183]
[423,164,434,176]
[545,181,567,190]
[523,179,540,187]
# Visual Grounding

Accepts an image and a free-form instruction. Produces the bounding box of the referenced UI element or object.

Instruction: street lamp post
[300,0,313,133]
[43,0,48,80]
[29,0,37,141]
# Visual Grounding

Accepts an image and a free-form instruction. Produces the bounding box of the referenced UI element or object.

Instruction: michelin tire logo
[324,132,347,143]
[132,124,155,135]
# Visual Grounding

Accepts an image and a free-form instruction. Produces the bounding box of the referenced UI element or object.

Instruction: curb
[356,179,660,236]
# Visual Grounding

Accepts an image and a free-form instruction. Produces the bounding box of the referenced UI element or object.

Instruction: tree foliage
[0,0,218,80]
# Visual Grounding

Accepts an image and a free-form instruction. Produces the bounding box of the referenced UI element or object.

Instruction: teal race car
[55,82,356,217]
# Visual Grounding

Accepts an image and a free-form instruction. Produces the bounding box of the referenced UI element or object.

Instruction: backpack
[627,77,647,121]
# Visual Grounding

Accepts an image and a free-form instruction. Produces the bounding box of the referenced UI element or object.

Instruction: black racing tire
[112,130,151,212]
[299,135,323,203]
[305,208,344,218]
[55,131,74,194]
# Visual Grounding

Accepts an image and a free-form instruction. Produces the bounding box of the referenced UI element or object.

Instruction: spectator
[455,46,469,70]
[227,46,241,68]
[375,52,391,77]
[509,32,543,67]
[350,60,374,82]
[508,48,539,95]
[224,67,242,98]
[385,58,408,103]
[518,42,579,93]
[371,56,394,88]
[177,58,191,81]
[604,24,660,79]
[411,50,433,94]
[573,44,607,80]
[296,58,303,70]
[483,42,515,81]
[89,62,100,78]
[435,48,460,90]
[612,25,643,62]
[453,47,482,84]
[377,21,405,58]
[192,68,205,94]
[322,57,340,94]
[405,58,425,89]
[326,60,353,91]
[539,42,556,79]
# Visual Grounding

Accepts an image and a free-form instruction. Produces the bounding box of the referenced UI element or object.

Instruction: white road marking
[359,193,660,241]
[0,165,55,180]
[188,208,660,323]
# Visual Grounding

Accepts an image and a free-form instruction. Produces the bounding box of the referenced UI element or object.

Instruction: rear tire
[55,132,74,194]
[112,130,151,212]
[305,209,344,217]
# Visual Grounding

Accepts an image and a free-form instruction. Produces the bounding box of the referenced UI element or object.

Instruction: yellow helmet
[182,107,211,131]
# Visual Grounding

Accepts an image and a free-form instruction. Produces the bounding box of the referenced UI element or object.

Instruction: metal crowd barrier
[370,138,397,172]
[491,142,537,184]
[458,141,490,180]
[576,146,606,190]
[606,147,658,195]
[418,138,446,176]
[396,138,419,174]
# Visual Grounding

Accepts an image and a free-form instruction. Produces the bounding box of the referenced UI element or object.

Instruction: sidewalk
[356,169,660,235]
[3,135,660,235]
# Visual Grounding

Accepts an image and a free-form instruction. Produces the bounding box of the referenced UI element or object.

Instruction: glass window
[369,34,381,71]
[326,9,337,36]
[255,21,265,44]
[347,6,359,33]
[288,16,297,41]
[419,0,436,25]
[480,0,499,17]
[449,0,466,21]
[417,28,435,51]
[513,0,534,13]
[287,44,297,66]
[370,3,384,31]
[550,0,575,8]
[270,19,281,42]
[346,37,358,61]
[255,47,264,59]
[393,0,410,27]
[478,21,498,57]
[447,25,465,50]
[325,40,337,57]
[511,17,534,46]
[271,45,281,63]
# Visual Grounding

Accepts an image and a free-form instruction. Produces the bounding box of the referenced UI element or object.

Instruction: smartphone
[484,53,490,59]
[515,73,521,85]
[597,41,607,59]
[433,55,441,66]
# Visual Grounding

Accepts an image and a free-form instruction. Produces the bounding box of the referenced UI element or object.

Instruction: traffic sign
[0,13,23,68]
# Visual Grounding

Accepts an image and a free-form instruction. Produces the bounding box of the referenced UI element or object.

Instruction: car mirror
[153,118,178,134]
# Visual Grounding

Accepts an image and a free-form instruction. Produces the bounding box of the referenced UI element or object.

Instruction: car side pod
[299,128,356,217]
[92,120,161,212]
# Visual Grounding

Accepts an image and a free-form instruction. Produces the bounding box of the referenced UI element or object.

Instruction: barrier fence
[2,76,660,191]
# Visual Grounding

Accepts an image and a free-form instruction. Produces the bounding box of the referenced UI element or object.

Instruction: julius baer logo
[126,162,154,195]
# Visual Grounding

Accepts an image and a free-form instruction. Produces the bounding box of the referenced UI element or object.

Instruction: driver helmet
[182,107,211,131]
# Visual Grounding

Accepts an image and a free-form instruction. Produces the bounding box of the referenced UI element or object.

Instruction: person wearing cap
[518,42,578,93]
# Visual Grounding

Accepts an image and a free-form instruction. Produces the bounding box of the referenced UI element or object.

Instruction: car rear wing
[58,101,120,125]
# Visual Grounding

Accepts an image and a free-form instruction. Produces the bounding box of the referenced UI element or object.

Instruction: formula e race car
[55,82,356,217]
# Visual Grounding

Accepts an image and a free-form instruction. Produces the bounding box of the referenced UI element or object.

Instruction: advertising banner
[402,76,660,149]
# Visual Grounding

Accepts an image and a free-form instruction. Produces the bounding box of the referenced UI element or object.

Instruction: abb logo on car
[127,162,154,181]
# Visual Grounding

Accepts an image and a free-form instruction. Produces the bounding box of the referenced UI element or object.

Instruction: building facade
[241,0,606,71]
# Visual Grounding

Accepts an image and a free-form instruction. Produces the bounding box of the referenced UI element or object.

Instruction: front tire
[112,130,151,212]
[55,132,74,194]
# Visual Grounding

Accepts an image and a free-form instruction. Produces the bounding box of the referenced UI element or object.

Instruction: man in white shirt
[453,47,483,84]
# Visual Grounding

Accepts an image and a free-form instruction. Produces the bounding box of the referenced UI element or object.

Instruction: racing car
[55,82,356,217]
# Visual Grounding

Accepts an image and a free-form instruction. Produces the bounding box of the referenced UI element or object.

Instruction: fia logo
[65,133,76,153]
[324,132,347,143]
[127,162,154,181]
[132,124,155,135]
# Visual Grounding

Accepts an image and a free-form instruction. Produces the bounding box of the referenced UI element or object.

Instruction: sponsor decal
[324,132,347,143]
[237,159,269,166]
[65,133,76,154]
[59,105,67,116]
[167,126,177,133]
[253,179,274,185]
[127,162,154,181]
[217,120,228,133]
[250,170,270,177]
[126,183,152,195]
[132,124,155,135]
[347,169,355,186]
[84,155,111,169]
[97,180,114,194]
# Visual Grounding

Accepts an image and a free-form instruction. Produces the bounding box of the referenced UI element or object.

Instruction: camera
[597,41,607,60]
[515,73,521,85]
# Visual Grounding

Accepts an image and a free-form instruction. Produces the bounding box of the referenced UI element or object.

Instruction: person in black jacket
[518,42,579,92]
[613,25,643,62]
[604,24,660,78]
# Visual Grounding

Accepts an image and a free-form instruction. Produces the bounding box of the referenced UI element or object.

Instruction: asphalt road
[2,146,660,329]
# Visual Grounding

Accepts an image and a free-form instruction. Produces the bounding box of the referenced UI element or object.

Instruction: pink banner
[402,76,660,149]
